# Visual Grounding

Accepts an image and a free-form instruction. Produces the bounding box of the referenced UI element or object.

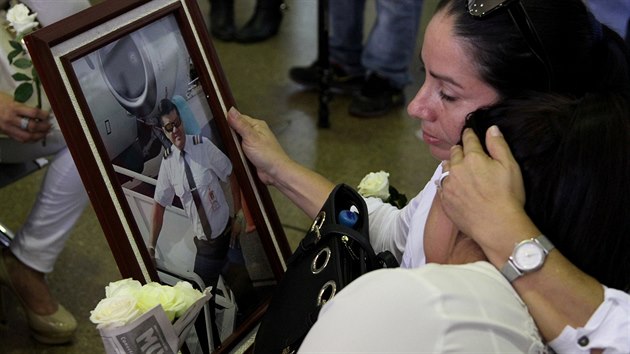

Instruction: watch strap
[534,234,555,253]
[500,260,522,282]
[500,235,555,283]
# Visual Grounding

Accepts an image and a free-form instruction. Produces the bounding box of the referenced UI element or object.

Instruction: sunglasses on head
[467,0,553,91]
[163,117,181,133]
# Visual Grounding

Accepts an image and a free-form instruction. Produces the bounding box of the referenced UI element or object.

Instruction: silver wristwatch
[500,235,555,283]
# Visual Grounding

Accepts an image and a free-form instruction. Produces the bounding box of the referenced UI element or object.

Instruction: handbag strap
[290,221,380,270]
[289,183,399,270]
[319,224,377,260]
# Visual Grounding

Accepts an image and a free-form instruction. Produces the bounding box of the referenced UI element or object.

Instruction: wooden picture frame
[24,0,291,352]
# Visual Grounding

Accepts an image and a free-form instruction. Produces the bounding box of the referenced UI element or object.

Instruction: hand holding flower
[0,91,50,142]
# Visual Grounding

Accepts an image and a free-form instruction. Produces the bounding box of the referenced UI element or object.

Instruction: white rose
[173,281,204,318]
[136,282,187,322]
[89,295,142,329]
[105,278,142,298]
[357,171,390,200]
[6,4,39,34]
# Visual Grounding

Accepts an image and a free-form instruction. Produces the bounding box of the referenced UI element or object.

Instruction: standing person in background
[209,0,285,43]
[289,0,424,117]
[0,0,91,345]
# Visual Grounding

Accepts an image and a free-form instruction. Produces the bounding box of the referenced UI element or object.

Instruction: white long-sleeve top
[365,164,630,353]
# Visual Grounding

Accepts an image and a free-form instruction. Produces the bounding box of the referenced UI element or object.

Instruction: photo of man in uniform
[148,98,258,349]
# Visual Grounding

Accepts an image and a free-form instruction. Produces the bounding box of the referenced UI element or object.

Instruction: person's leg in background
[209,0,286,43]
[235,0,286,43]
[210,0,236,41]
[349,0,423,117]
[289,0,366,94]
[1,147,88,343]
[328,0,367,79]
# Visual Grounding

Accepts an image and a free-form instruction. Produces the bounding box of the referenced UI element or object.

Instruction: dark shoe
[289,61,364,95]
[235,0,285,43]
[349,73,405,117]
[210,0,235,41]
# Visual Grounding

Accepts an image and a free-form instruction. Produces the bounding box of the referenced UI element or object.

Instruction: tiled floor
[0,0,440,352]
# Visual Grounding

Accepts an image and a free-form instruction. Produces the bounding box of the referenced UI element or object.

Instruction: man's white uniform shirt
[154,135,232,240]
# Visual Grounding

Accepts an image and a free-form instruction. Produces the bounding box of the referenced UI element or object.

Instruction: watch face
[513,241,545,271]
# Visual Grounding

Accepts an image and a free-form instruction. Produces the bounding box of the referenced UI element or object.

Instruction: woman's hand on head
[440,126,530,256]
[227,107,293,186]
[0,92,51,143]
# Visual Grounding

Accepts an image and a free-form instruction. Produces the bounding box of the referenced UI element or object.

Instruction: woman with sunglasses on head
[228,0,630,351]
[298,91,630,353]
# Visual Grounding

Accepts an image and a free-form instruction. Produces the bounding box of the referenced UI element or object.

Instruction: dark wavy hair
[436,0,630,98]
[157,98,180,128]
[464,91,630,290]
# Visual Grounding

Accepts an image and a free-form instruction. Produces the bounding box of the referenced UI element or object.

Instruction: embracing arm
[227,107,335,219]
[440,127,627,352]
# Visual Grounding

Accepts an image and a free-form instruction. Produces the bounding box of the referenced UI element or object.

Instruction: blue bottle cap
[338,210,359,228]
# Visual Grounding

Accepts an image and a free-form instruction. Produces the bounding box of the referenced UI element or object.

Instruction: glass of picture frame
[24,0,292,352]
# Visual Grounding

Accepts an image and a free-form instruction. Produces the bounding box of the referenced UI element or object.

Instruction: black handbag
[254,184,398,354]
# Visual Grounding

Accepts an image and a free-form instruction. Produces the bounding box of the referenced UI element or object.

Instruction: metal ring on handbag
[311,247,332,274]
[309,211,326,243]
[317,280,337,306]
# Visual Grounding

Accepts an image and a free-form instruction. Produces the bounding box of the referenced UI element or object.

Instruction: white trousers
[1,0,92,273]
[10,147,88,273]
[0,128,66,163]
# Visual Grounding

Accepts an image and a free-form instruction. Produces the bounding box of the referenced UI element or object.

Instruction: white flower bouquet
[90,278,211,354]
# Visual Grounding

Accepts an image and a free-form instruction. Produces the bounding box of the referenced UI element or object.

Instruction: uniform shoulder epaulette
[193,134,204,145]
[163,146,172,158]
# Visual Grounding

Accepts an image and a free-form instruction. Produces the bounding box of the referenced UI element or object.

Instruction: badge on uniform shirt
[209,189,220,211]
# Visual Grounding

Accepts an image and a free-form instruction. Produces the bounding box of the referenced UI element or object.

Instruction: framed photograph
[25,0,292,352]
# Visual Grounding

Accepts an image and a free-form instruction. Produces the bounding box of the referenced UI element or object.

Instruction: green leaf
[7,49,21,64]
[11,73,31,81]
[14,82,34,103]
[9,40,23,52]
[31,67,39,79]
[12,58,32,69]
[387,186,408,209]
